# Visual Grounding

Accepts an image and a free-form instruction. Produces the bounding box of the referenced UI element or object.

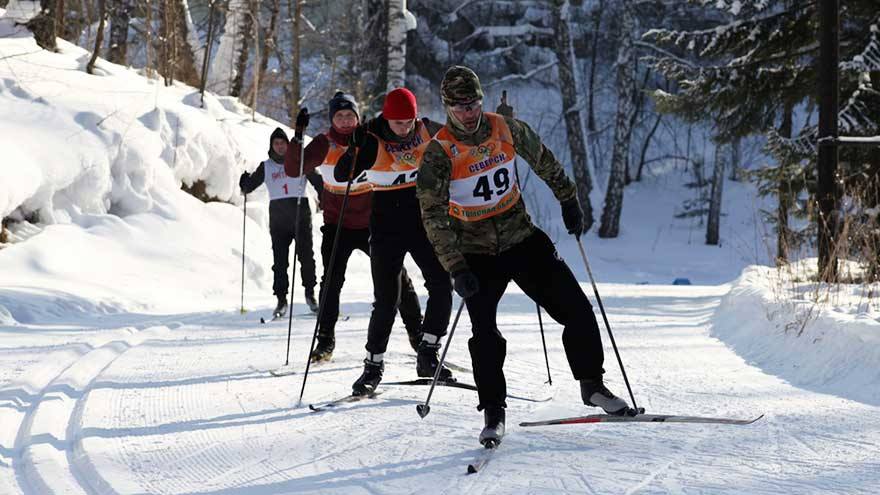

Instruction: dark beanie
[382,88,418,120]
[329,91,359,121]
[268,127,288,161]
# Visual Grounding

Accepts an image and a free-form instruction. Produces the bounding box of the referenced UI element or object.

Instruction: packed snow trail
[2,284,878,494]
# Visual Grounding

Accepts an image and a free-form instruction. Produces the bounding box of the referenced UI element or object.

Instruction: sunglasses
[450,99,483,112]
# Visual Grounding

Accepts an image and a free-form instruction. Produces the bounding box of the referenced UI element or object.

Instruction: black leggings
[317,224,422,336]
[463,229,605,410]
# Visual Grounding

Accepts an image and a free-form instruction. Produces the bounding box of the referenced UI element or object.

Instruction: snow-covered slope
[0,14,315,323]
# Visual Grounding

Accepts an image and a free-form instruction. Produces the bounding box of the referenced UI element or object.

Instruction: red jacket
[285,127,372,230]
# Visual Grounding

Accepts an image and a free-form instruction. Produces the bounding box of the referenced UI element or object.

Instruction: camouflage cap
[440,66,484,105]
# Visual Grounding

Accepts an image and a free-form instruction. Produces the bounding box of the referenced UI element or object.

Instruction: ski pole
[283,109,309,366]
[536,303,552,385]
[297,143,361,404]
[575,236,639,412]
[240,193,247,314]
[417,298,466,418]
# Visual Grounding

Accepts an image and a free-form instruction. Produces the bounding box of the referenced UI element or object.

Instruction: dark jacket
[285,127,373,230]
[334,116,443,234]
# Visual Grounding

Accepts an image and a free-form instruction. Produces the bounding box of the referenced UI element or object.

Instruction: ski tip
[259,317,266,324]
[416,404,431,418]
[747,414,765,424]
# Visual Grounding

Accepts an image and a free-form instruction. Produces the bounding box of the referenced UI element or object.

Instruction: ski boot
[273,295,288,319]
[416,338,454,382]
[305,290,319,313]
[478,406,505,447]
[352,358,384,396]
[580,378,633,416]
[310,332,335,363]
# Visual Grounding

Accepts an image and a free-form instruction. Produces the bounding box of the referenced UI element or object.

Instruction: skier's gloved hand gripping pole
[296,133,361,406]
[283,108,310,367]
[565,198,642,415]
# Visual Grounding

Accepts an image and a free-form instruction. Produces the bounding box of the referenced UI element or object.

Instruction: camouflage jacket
[416,113,576,274]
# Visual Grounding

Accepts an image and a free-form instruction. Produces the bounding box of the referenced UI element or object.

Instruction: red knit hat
[382,88,418,120]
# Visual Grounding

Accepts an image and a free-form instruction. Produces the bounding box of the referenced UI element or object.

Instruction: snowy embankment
[0,14,313,322]
[713,265,880,407]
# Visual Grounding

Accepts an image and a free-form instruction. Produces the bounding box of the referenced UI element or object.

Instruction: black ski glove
[295,108,310,129]
[351,125,370,149]
[239,172,250,193]
[452,270,480,299]
[561,197,585,237]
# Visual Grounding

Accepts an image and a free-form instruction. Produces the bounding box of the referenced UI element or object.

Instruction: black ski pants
[317,224,423,338]
[463,229,605,410]
[365,225,452,355]
[270,201,317,298]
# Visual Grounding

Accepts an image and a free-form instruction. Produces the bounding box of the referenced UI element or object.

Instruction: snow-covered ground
[3,16,880,494]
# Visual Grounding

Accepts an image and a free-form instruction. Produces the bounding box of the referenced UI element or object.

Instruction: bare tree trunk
[635,112,662,181]
[289,0,301,121]
[258,0,279,87]
[199,0,217,104]
[229,1,252,97]
[706,143,727,245]
[776,100,794,264]
[729,136,742,181]
[552,0,595,231]
[586,0,603,134]
[144,0,154,78]
[171,0,200,86]
[108,0,132,65]
[160,0,172,85]
[386,0,408,90]
[54,0,65,40]
[27,0,58,51]
[598,0,635,238]
[86,0,105,74]
[249,0,259,118]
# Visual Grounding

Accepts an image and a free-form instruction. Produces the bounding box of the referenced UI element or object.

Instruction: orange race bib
[367,123,433,191]
[319,137,371,196]
[434,113,521,221]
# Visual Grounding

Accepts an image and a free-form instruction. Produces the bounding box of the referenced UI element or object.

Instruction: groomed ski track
[2,284,878,494]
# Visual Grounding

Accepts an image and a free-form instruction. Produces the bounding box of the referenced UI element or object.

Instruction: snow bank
[713,265,880,406]
[0,16,299,224]
[0,20,316,323]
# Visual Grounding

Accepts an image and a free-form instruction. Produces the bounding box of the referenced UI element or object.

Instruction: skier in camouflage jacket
[416,66,632,446]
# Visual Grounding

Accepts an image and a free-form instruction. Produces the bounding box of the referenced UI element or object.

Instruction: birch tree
[207,0,250,96]
[551,0,594,231]
[386,0,416,90]
[599,0,636,238]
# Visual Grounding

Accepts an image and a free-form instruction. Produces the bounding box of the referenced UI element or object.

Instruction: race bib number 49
[448,161,520,221]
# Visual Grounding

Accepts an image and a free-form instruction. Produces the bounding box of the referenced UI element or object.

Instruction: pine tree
[647,1,880,267]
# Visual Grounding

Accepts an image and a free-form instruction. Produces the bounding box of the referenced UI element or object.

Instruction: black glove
[295,108,310,129]
[452,270,480,299]
[239,172,249,193]
[561,197,585,237]
[351,125,369,149]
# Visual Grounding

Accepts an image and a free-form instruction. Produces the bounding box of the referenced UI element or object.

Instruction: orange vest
[366,122,433,191]
[319,135,372,196]
[433,113,521,222]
